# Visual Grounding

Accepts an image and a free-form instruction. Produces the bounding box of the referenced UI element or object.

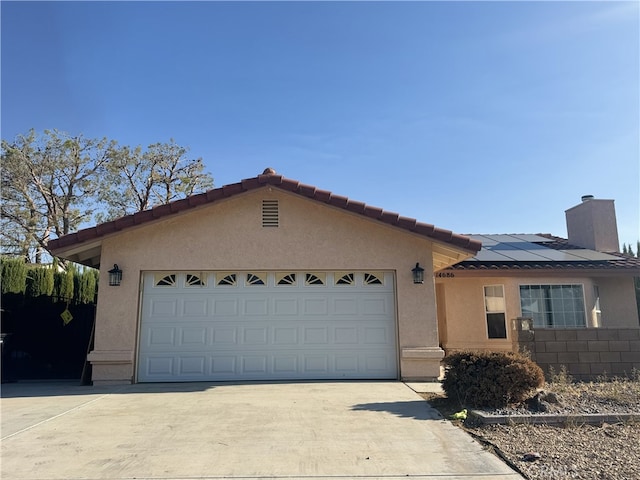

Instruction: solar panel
[469,235,499,246]
[483,234,530,243]
[467,234,620,263]
[469,249,515,262]
[493,250,551,261]
[487,242,547,251]
[511,234,553,243]
[559,249,620,261]
[528,249,590,261]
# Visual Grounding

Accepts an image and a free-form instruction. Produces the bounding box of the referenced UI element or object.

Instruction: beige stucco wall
[594,276,639,327]
[565,198,620,252]
[90,188,447,384]
[436,274,639,353]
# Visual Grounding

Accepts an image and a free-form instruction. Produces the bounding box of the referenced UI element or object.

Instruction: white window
[519,284,586,328]
[484,285,507,339]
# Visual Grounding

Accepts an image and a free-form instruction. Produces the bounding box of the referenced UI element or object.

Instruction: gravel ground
[468,421,640,480]
[423,378,640,480]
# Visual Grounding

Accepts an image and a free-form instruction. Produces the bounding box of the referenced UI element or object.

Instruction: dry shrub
[442,351,545,408]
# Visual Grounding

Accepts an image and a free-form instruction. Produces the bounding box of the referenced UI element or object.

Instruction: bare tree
[98,140,214,220]
[2,130,215,262]
[1,130,114,262]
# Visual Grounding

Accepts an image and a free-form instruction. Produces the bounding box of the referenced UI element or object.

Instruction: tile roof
[48,169,482,254]
[448,233,640,273]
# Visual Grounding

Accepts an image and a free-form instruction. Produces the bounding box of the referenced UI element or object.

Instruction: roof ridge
[48,170,482,254]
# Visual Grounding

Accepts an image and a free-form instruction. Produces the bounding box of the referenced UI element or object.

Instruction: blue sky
[2,1,639,247]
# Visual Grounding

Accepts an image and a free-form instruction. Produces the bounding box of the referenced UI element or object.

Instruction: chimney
[565,196,620,252]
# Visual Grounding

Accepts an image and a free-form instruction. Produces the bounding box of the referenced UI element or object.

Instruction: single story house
[435,196,640,354]
[48,170,640,385]
[48,169,481,385]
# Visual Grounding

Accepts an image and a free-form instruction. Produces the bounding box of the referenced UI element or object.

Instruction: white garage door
[137,271,398,382]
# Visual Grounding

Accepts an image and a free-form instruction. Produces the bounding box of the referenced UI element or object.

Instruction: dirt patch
[421,375,640,480]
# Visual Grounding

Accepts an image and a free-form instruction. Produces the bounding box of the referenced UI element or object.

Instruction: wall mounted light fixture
[108,264,123,286]
[411,262,424,284]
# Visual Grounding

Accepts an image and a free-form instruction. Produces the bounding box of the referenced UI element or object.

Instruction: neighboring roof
[48,169,481,268]
[447,233,640,275]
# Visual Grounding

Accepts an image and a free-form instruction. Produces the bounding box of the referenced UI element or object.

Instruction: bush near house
[1,257,98,380]
[1,257,28,294]
[1,257,98,304]
[442,350,545,408]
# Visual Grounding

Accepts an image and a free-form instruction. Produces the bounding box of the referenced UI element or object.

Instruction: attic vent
[262,200,279,227]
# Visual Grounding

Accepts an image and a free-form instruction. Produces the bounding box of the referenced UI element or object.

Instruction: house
[434,196,640,379]
[48,169,481,385]
[48,171,640,385]
[435,196,640,354]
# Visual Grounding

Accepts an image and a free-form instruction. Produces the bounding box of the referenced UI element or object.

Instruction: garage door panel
[274,298,298,315]
[303,298,328,315]
[362,298,389,315]
[365,356,391,372]
[273,355,298,373]
[244,299,269,315]
[273,327,298,344]
[303,327,328,344]
[213,327,238,344]
[145,327,176,347]
[334,298,358,315]
[242,356,268,374]
[183,299,208,316]
[243,327,268,344]
[138,272,397,382]
[304,355,329,373]
[214,299,238,316]
[179,356,206,375]
[180,328,207,346]
[335,356,358,373]
[150,299,177,316]
[335,327,358,344]
[146,357,174,376]
[364,327,390,344]
[211,356,236,374]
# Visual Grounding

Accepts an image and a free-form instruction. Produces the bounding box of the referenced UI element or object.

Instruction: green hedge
[26,266,54,297]
[1,257,97,304]
[1,257,28,294]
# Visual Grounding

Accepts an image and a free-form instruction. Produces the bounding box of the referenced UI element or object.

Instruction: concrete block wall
[513,324,640,381]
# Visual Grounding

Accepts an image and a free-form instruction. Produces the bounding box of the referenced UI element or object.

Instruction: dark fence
[1,293,95,382]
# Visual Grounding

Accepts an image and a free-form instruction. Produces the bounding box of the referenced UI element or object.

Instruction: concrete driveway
[1,381,522,480]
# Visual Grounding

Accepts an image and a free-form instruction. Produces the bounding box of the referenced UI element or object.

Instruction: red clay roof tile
[96,223,117,236]
[188,194,208,206]
[314,189,332,203]
[170,198,190,213]
[114,216,135,230]
[48,170,481,255]
[363,206,383,219]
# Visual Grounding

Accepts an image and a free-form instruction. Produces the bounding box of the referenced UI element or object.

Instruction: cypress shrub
[54,264,75,302]
[26,265,54,297]
[442,350,545,408]
[1,257,28,294]
[74,268,98,304]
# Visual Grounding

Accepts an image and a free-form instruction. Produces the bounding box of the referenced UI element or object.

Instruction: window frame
[518,283,587,328]
[483,284,507,339]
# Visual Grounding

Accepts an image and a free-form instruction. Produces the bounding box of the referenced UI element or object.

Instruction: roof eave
[48,171,481,266]
[441,265,640,278]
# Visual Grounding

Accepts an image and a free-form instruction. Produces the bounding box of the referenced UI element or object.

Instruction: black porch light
[411,262,425,284]
[108,264,123,286]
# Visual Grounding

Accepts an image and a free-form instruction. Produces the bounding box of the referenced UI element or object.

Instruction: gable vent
[262,199,279,227]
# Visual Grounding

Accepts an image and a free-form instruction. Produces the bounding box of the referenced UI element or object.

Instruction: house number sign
[435,272,455,278]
